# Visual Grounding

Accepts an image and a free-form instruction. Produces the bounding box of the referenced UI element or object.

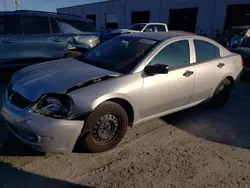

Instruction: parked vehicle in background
[229,36,250,79]
[216,25,250,48]
[1,32,243,154]
[110,23,168,38]
[0,10,100,68]
[101,28,116,40]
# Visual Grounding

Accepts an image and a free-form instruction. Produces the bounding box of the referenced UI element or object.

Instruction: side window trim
[147,39,192,70]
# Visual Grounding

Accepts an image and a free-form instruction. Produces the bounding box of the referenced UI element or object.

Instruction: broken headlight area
[69,36,100,49]
[32,94,73,118]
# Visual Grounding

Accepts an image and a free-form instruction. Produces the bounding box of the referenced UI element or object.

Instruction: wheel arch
[210,74,235,98]
[92,94,135,127]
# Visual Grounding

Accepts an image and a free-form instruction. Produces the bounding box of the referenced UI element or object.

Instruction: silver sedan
[1,31,243,153]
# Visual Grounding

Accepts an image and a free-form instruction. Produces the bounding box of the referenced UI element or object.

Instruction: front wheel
[209,78,233,108]
[78,101,128,153]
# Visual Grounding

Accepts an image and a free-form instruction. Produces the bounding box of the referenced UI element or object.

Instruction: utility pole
[12,0,20,10]
[4,0,6,11]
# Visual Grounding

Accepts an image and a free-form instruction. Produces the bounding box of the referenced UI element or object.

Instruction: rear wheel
[210,78,233,108]
[78,101,128,153]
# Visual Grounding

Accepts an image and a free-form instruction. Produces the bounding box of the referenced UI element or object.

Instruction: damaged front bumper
[1,95,85,154]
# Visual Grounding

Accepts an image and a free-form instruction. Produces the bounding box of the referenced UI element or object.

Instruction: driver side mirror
[144,64,169,76]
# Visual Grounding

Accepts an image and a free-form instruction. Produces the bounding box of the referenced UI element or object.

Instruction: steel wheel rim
[92,114,120,145]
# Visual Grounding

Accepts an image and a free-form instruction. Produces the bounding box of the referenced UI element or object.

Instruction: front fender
[92,93,133,110]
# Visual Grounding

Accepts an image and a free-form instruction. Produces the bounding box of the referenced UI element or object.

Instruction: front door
[142,40,195,118]
[0,14,21,66]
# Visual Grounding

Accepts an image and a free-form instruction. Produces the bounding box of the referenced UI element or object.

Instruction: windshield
[77,36,158,74]
[128,24,146,31]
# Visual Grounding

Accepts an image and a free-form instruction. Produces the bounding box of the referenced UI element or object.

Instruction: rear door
[190,39,227,103]
[0,14,21,66]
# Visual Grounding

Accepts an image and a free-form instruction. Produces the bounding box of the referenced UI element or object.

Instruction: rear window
[194,40,220,62]
[0,15,21,35]
[57,18,95,34]
[21,16,50,34]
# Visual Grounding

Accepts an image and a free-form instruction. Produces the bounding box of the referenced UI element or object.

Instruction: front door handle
[53,38,63,43]
[183,70,194,77]
[217,62,225,68]
[2,39,15,44]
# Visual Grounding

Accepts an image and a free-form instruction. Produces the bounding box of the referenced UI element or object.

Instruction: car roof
[122,31,194,41]
[132,23,166,25]
[0,10,93,22]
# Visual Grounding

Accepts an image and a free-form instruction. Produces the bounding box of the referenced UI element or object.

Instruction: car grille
[8,83,32,109]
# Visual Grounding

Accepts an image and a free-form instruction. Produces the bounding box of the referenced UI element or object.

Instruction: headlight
[72,36,100,49]
[33,94,72,118]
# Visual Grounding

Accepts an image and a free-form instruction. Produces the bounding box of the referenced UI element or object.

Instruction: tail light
[241,56,244,67]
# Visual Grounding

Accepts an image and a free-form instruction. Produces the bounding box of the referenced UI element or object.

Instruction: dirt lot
[0,68,250,188]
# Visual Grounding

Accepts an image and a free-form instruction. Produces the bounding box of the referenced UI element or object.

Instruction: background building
[57,0,250,37]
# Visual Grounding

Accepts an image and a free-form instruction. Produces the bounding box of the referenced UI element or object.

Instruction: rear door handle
[183,70,194,77]
[2,39,15,44]
[217,62,225,68]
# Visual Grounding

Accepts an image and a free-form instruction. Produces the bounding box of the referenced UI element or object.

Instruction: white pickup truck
[111,23,168,36]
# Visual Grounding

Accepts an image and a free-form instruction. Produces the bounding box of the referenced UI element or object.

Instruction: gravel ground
[0,68,250,188]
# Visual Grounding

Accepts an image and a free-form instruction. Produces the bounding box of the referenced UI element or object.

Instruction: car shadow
[0,161,92,188]
[161,82,250,150]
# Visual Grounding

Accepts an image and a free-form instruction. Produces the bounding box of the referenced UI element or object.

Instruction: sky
[0,0,108,12]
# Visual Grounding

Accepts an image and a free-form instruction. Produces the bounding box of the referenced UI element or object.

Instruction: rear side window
[151,40,190,68]
[156,25,166,32]
[0,15,21,35]
[57,18,95,34]
[50,18,60,34]
[194,40,220,62]
[21,16,50,34]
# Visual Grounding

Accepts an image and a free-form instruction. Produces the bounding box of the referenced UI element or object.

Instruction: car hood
[231,47,250,56]
[11,58,119,102]
[111,29,140,34]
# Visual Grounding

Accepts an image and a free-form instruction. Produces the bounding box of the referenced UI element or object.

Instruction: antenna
[12,0,20,10]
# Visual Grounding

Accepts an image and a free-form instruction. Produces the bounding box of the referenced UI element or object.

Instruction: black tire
[64,51,83,58]
[78,101,128,153]
[209,78,233,108]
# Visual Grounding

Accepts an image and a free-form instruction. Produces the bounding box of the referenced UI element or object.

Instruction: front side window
[194,40,220,62]
[22,16,50,34]
[145,25,155,32]
[57,18,95,34]
[77,36,158,74]
[151,40,190,68]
